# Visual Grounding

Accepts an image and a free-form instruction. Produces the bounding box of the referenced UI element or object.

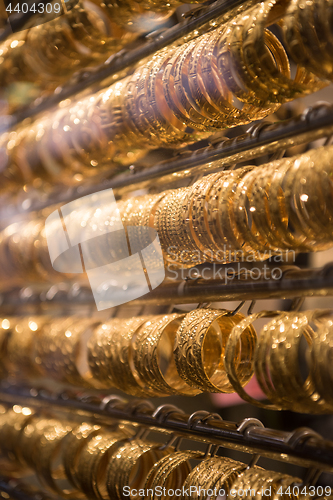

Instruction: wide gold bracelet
[174,308,256,393]
[87,316,153,396]
[106,440,168,500]
[76,431,130,500]
[132,313,199,396]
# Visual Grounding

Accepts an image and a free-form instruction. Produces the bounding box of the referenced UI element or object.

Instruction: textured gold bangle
[189,173,224,256]
[145,450,203,500]
[174,308,256,393]
[231,468,303,500]
[106,440,168,500]
[63,422,103,491]
[76,431,129,500]
[87,316,153,396]
[183,457,248,498]
[132,313,199,396]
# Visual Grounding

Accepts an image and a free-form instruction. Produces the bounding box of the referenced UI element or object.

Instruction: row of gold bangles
[0,145,332,288]
[1,0,331,188]
[0,405,312,500]
[1,307,333,413]
[0,0,214,98]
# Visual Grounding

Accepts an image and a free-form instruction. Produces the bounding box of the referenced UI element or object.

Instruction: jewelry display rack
[2,0,333,497]
[1,264,333,309]
[0,102,332,219]
[0,387,332,472]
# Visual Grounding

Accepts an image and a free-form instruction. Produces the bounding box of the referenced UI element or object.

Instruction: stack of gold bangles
[282,0,333,81]
[0,308,256,397]
[0,404,311,500]
[1,0,332,188]
[0,145,333,287]
[0,0,213,101]
[2,307,333,413]
[224,309,333,413]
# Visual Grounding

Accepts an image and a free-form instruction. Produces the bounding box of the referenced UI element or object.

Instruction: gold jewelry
[132,313,199,396]
[183,457,248,498]
[63,422,103,491]
[144,450,203,499]
[174,308,256,393]
[106,440,168,499]
[87,316,153,396]
[76,431,129,500]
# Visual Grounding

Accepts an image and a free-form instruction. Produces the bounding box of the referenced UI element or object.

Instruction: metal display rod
[1,264,333,310]
[0,385,332,472]
[4,103,333,217]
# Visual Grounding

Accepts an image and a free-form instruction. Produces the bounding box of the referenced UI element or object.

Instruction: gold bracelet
[144,450,203,500]
[63,422,103,491]
[132,313,199,396]
[87,316,153,396]
[106,440,168,499]
[183,457,248,498]
[174,308,256,393]
[76,431,129,500]
[35,317,101,388]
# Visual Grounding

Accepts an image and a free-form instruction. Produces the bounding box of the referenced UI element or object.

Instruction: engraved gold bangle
[133,313,199,396]
[174,308,256,393]
[183,457,248,498]
[76,431,129,500]
[144,450,203,500]
[87,316,153,396]
[106,440,168,500]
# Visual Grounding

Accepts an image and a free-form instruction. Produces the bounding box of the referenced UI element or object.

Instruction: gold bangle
[6,316,49,379]
[76,431,129,500]
[189,173,224,256]
[212,166,255,258]
[87,316,153,396]
[0,407,35,463]
[145,450,203,499]
[224,311,280,409]
[35,317,101,388]
[231,468,303,500]
[258,311,329,413]
[106,440,168,500]
[183,456,248,498]
[63,422,103,491]
[311,313,333,406]
[133,313,199,396]
[31,420,75,496]
[174,308,256,393]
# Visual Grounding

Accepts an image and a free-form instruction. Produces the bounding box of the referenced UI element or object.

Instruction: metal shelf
[1,264,333,311]
[0,384,332,472]
[3,102,333,220]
